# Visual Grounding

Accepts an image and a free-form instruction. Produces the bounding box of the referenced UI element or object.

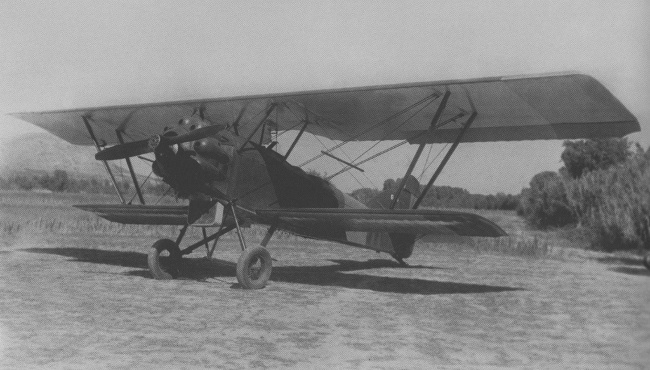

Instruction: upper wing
[12,72,638,146]
[256,208,507,237]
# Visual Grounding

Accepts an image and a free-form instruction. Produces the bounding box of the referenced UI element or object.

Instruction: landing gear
[145,201,276,288]
[148,239,182,280]
[231,202,274,289]
[236,246,273,289]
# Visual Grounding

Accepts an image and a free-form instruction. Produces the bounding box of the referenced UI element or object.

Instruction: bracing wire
[312,134,377,187]
[327,139,411,180]
[128,170,154,204]
[298,93,439,168]
[342,96,438,170]
[346,170,367,190]
[421,144,434,178]
[327,106,467,181]
[316,132,378,189]
[235,104,267,133]
[310,132,373,190]
[154,186,174,205]
[417,143,449,182]
[324,96,439,180]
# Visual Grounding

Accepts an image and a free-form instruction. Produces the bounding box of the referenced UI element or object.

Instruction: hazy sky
[1,0,648,193]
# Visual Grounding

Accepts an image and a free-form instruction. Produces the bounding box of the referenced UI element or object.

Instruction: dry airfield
[0,192,649,369]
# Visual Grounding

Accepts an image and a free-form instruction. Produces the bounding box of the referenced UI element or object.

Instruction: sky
[0,0,648,194]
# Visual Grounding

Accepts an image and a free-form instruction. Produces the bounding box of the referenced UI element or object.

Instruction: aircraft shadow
[24,247,147,268]
[595,255,643,266]
[23,247,522,295]
[607,266,650,277]
[594,255,650,276]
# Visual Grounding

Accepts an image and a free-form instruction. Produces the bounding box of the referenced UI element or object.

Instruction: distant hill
[0,132,137,179]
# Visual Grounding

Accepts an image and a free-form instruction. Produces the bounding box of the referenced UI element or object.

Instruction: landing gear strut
[392,254,409,267]
[146,201,276,288]
[231,202,275,289]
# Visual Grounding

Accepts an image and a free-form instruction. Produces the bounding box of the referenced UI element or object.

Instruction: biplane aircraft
[11,73,639,288]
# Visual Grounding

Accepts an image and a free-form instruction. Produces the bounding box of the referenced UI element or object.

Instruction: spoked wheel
[236,246,272,289]
[643,251,650,271]
[148,239,182,280]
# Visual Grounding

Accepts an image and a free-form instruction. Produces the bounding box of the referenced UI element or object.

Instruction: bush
[353,177,520,210]
[561,138,632,178]
[565,149,650,252]
[518,171,575,229]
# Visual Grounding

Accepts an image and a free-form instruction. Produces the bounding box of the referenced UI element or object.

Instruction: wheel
[643,251,650,271]
[148,239,182,280]
[236,246,272,289]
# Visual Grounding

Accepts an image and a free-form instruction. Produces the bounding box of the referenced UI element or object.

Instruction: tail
[389,175,421,262]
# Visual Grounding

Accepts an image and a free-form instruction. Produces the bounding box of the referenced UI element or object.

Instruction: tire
[148,239,182,280]
[236,246,272,289]
[643,251,650,271]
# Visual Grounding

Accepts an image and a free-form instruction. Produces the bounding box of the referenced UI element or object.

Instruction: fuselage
[151,119,413,258]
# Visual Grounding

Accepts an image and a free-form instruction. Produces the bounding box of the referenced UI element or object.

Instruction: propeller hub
[148,135,162,151]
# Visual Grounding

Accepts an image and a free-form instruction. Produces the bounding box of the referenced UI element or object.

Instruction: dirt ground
[1,233,649,369]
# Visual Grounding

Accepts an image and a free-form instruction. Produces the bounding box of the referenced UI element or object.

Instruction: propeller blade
[95,139,152,161]
[95,124,224,161]
[166,124,225,145]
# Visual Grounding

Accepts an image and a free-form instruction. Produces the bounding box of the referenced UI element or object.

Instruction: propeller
[95,124,225,161]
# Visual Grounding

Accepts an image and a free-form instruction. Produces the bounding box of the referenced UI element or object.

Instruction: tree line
[5,138,645,253]
[518,137,649,252]
[350,179,519,210]
[0,169,167,195]
[1,166,521,211]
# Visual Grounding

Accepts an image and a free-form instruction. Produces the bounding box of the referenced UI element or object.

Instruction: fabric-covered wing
[74,204,189,225]
[256,208,507,237]
[12,73,638,146]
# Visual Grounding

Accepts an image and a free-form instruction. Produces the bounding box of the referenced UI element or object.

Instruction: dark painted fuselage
[152,121,412,258]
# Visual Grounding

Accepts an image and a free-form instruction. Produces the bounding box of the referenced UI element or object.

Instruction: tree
[350,187,381,206]
[561,138,632,179]
[306,169,327,179]
[382,178,397,192]
[48,169,69,192]
[518,171,575,228]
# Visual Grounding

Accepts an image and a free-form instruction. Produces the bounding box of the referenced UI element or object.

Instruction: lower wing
[74,204,189,225]
[75,204,506,237]
[255,208,506,238]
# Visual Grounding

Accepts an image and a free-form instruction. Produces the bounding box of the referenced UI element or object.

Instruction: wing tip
[500,70,585,81]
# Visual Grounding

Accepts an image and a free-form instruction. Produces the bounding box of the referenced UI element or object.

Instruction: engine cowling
[193,138,231,164]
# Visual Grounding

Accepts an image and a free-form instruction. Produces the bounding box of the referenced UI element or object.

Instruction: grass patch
[0,191,593,260]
